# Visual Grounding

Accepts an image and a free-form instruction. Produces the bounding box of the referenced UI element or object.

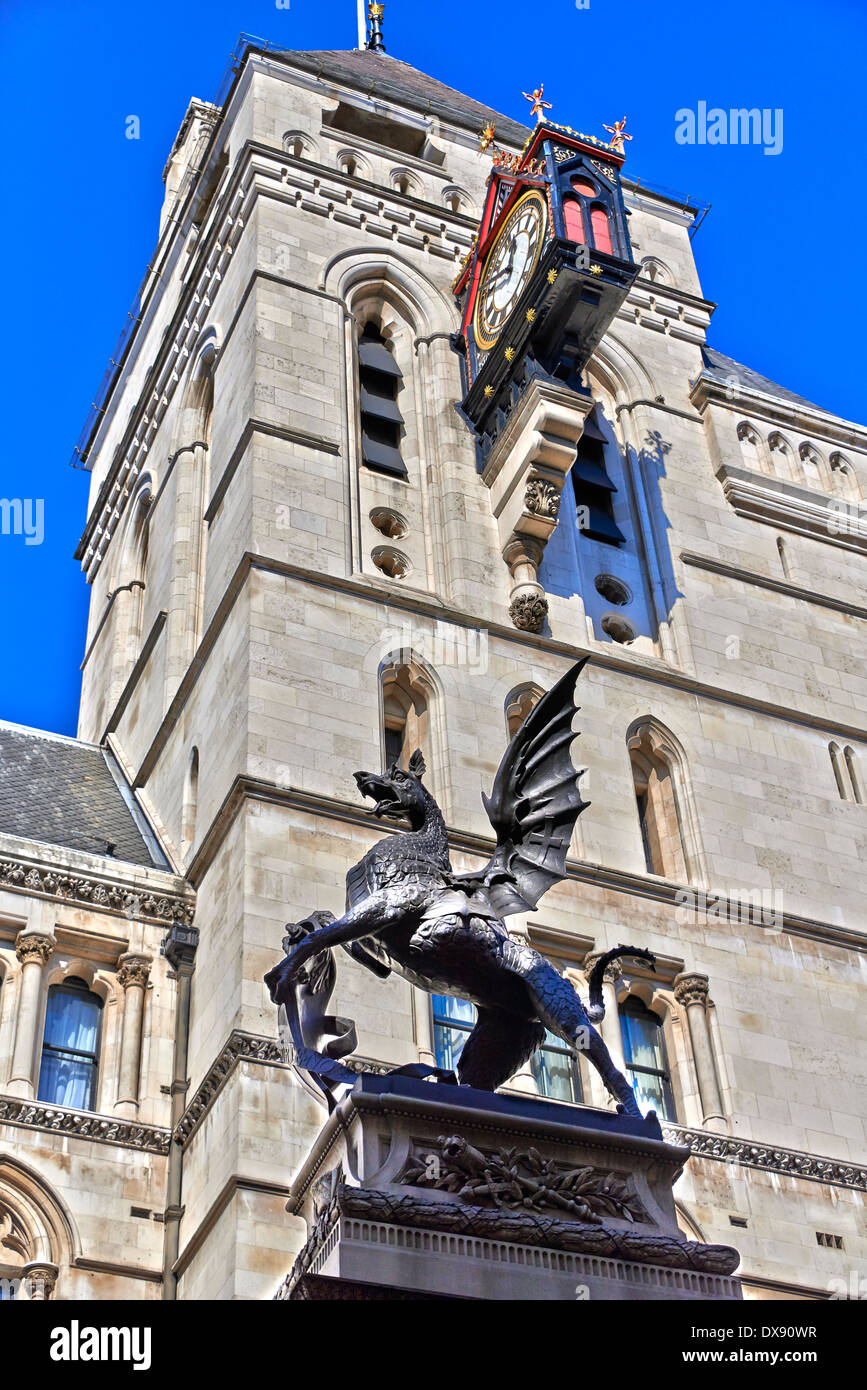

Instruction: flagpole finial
[366,1,386,52]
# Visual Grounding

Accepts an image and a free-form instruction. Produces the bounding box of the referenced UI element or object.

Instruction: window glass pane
[38,1050,97,1110]
[621,1010,665,1073]
[43,987,100,1056]
[432,995,475,1027]
[533,1041,581,1103]
[432,995,475,1073]
[626,1067,672,1119]
[434,1023,470,1072]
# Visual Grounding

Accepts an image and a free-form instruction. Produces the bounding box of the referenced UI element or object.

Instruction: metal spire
[366,2,386,52]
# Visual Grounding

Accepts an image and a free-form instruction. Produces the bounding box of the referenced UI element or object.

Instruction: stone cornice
[714,463,867,554]
[663,1123,867,1192]
[187,776,866,954]
[680,549,867,622]
[690,372,867,448]
[0,1094,171,1155]
[127,552,867,808]
[0,849,194,928]
[179,1030,867,1193]
[176,1030,388,1149]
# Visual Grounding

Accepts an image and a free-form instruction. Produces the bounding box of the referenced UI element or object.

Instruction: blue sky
[0,0,864,736]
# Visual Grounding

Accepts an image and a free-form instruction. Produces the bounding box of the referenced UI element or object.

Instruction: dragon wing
[476,658,590,918]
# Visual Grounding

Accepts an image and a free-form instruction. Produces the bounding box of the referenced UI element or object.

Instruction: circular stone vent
[601,614,636,645]
[372,547,411,580]
[595,574,631,606]
[370,507,408,540]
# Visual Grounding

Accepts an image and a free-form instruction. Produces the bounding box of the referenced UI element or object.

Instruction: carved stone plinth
[276,1075,741,1302]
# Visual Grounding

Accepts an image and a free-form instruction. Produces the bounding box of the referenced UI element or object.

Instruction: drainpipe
[162,921,199,1300]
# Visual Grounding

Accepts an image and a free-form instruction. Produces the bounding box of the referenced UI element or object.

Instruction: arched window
[357,323,407,479]
[829,742,847,800]
[563,196,585,244]
[571,408,625,546]
[798,442,825,488]
[505,684,543,740]
[627,720,701,882]
[844,746,862,804]
[767,432,796,482]
[737,421,766,473]
[381,659,432,772]
[562,177,615,255]
[619,995,676,1120]
[282,130,317,161]
[180,746,200,862]
[829,452,860,500]
[590,204,613,255]
[37,978,103,1112]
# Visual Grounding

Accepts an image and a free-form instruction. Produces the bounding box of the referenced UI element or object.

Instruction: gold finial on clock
[479,122,497,154]
[522,84,552,124]
[602,117,632,154]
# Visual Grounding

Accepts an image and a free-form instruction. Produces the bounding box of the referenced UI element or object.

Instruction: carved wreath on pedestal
[402,1135,647,1224]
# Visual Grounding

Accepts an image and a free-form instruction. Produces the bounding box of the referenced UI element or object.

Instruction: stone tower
[0,36,864,1302]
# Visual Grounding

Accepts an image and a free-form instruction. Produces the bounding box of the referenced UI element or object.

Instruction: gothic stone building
[1,39,865,1303]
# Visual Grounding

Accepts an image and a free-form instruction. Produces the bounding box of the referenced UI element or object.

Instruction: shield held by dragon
[265,659,656,1115]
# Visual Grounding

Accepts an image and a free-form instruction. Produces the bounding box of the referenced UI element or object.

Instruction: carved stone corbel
[481,376,595,633]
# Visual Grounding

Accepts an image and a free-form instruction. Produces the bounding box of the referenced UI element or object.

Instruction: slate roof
[700,346,821,413]
[0,726,167,868]
[273,48,531,148]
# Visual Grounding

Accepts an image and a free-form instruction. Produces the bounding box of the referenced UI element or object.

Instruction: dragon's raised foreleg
[264,886,423,1007]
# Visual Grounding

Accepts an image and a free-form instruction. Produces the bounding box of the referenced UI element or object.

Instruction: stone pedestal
[276,1076,741,1302]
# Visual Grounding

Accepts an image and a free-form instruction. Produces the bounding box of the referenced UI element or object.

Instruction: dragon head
[354,749,430,828]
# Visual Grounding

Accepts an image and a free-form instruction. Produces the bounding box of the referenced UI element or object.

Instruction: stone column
[115,954,151,1114]
[504,930,540,1095]
[9,932,54,1098]
[413,986,437,1068]
[674,973,726,1133]
[23,1261,58,1301]
[583,953,627,1109]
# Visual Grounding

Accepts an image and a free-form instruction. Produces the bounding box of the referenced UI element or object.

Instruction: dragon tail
[586,946,657,1022]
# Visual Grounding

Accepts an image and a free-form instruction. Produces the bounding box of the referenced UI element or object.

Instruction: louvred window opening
[358,324,407,479]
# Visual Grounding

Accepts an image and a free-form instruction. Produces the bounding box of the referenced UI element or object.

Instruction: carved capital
[509,593,549,633]
[23,1261,58,1301]
[524,476,561,520]
[674,972,710,1009]
[118,954,152,991]
[583,952,623,985]
[15,932,54,968]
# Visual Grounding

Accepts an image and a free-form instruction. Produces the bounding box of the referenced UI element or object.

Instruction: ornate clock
[453,117,639,452]
[473,189,548,351]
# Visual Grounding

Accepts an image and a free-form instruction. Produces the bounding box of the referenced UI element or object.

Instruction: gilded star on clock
[522,84,552,124]
[603,118,632,155]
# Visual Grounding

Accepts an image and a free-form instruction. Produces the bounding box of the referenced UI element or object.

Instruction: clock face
[473,189,548,351]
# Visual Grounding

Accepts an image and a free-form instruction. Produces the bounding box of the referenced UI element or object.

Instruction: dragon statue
[265,659,655,1115]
